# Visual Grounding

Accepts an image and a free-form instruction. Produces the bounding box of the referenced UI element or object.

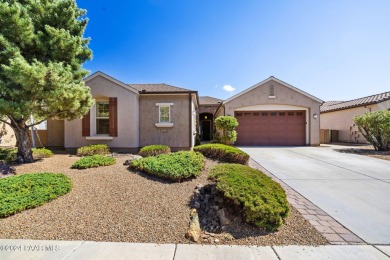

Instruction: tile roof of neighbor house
[321,91,390,113]
[128,83,194,93]
[199,96,223,105]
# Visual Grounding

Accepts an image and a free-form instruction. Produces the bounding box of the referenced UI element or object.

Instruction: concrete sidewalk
[0,239,389,259]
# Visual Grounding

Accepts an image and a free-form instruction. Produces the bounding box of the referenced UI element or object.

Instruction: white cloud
[223,84,236,92]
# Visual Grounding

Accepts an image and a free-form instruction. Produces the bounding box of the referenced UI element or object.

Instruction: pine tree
[0,0,93,162]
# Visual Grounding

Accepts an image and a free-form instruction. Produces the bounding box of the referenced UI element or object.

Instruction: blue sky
[77,0,390,101]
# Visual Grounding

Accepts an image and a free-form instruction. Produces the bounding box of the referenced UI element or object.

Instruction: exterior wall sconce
[313,114,318,119]
[205,115,208,119]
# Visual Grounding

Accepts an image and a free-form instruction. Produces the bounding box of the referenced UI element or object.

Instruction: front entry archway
[199,113,213,141]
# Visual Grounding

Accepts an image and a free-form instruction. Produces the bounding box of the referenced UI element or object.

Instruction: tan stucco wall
[64,75,140,149]
[47,119,64,147]
[140,94,191,150]
[223,79,322,145]
[0,123,16,147]
[320,100,390,143]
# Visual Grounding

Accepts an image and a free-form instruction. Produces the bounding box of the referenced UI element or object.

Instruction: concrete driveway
[239,146,390,245]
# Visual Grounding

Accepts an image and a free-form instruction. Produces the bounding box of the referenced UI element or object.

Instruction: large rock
[186,209,201,242]
[217,208,231,226]
[123,155,143,165]
[0,162,15,178]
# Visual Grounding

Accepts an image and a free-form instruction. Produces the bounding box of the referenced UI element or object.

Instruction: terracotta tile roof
[320,91,390,113]
[199,96,223,105]
[128,83,194,93]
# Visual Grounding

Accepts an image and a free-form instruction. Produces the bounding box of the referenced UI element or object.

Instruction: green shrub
[193,144,249,164]
[354,110,390,151]
[209,164,289,231]
[72,155,116,169]
[0,148,17,163]
[214,116,238,144]
[139,145,171,157]
[32,148,53,159]
[76,144,110,156]
[0,173,72,217]
[131,151,205,181]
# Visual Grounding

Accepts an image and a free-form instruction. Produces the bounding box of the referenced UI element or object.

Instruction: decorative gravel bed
[335,145,390,161]
[0,154,327,245]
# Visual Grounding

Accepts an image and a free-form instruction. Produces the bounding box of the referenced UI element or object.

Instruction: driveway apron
[239,146,390,245]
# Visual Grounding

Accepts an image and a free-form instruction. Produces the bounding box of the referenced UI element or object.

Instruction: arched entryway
[199,113,213,141]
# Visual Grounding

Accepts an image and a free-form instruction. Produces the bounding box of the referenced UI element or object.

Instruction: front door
[201,120,212,141]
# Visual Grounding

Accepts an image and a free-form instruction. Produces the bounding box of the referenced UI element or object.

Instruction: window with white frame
[96,101,109,134]
[159,106,170,123]
[155,103,174,127]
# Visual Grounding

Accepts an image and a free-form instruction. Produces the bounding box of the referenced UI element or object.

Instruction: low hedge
[131,151,205,181]
[76,144,110,156]
[72,155,116,169]
[209,164,289,231]
[0,148,53,163]
[32,148,53,159]
[139,145,171,157]
[193,144,249,164]
[0,148,17,163]
[0,173,72,217]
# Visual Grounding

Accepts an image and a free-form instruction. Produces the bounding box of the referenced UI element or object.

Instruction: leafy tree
[214,116,238,145]
[0,0,93,162]
[354,110,390,151]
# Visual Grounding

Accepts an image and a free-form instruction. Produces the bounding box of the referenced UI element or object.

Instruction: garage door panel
[235,110,306,146]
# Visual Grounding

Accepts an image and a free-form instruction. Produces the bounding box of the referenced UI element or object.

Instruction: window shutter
[82,111,90,137]
[109,97,118,137]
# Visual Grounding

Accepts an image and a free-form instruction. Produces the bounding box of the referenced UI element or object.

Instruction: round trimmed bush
[72,155,116,169]
[76,144,110,156]
[139,145,171,157]
[0,173,72,217]
[131,151,205,181]
[193,144,249,164]
[32,148,53,159]
[209,164,289,231]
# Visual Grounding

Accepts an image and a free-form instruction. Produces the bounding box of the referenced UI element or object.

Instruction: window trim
[96,101,110,135]
[155,103,174,127]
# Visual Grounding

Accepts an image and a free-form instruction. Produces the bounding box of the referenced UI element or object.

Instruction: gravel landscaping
[0,154,327,245]
[334,144,390,161]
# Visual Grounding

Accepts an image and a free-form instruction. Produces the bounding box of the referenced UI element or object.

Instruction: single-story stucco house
[320,91,390,143]
[214,77,323,146]
[47,71,199,152]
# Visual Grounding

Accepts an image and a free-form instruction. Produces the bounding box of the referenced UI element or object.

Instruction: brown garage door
[235,111,306,146]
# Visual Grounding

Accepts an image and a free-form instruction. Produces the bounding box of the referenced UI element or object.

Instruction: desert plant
[139,145,171,157]
[0,173,72,217]
[209,164,289,231]
[131,151,205,181]
[0,148,17,163]
[193,143,249,164]
[76,144,110,156]
[72,155,116,169]
[354,110,390,151]
[214,116,238,144]
[32,148,53,159]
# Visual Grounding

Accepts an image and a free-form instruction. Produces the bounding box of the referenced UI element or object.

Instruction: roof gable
[224,76,323,104]
[199,96,223,105]
[321,91,390,113]
[84,71,139,94]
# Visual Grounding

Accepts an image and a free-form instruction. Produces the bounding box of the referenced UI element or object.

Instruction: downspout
[189,93,192,149]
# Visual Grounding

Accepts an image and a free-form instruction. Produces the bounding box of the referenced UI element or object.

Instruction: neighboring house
[199,96,222,141]
[0,122,16,147]
[320,91,390,143]
[47,72,199,152]
[215,76,323,146]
